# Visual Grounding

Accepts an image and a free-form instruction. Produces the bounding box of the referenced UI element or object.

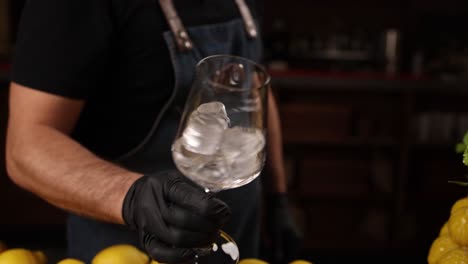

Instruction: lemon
[239,259,269,264]
[150,260,160,264]
[440,222,450,236]
[449,208,468,247]
[57,259,86,264]
[92,244,149,264]
[0,248,46,264]
[290,260,314,264]
[451,197,468,214]
[437,248,468,264]
[428,235,459,264]
[34,251,47,264]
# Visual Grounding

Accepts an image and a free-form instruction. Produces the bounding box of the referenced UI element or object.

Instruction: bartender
[5,0,301,263]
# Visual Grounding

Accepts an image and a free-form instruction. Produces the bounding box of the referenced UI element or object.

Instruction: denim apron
[67,0,263,262]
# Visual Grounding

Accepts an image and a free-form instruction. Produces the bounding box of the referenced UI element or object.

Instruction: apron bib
[67,1,264,262]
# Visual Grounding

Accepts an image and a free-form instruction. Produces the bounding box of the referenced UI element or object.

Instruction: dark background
[2,0,468,263]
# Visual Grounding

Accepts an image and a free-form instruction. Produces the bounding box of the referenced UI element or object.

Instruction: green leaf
[464,147,468,166]
[448,180,468,187]
[463,131,468,145]
[456,143,466,154]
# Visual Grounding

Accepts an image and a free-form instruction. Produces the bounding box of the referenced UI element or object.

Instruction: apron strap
[234,0,258,38]
[159,0,194,51]
[159,0,258,52]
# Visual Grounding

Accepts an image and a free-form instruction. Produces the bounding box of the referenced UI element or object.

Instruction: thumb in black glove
[122,171,231,263]
[266,193,303,264]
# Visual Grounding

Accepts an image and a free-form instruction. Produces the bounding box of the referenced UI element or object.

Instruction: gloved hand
[266,193,303,264]
[122,171,231,263]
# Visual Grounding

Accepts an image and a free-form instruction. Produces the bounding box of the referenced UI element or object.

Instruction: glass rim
[196,54,271,91]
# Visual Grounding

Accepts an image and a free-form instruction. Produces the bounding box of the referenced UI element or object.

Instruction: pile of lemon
[0,245,47,264]
[0,244,155,264]
[0,242,314,264]
[428,196,468,264]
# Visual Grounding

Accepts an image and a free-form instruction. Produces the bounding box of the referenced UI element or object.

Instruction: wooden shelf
[276,73,468,253]
[271,71,468,95]
[284,138,399,151]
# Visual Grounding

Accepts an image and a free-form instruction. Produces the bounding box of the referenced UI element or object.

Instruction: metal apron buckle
[159,0,257,52]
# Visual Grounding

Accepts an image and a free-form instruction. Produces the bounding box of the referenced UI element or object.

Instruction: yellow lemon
[33,251,47,264]
[440,222,450,236]
[150,260,160,264]
[428,236,459,264]
[449,208,468,247]
[0,248,46,264]
[290,260,314,264]
[451,197,468,214]
[92,244,149,264]
[437,248,468,264]
[57,259,86,264]
[239,259,269,264]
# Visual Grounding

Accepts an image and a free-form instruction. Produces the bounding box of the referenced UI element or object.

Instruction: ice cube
[220,127,265,160]
[220,127,265,179]
[172,139,206,175]
[181,102,230,155]
[172,138,230,191]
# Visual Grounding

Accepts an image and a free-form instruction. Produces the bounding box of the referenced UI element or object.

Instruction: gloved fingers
[166,226,218,248]
[143,208,217,248]
[163,203,221,233]
[163,176,231,222]
[143,233,197,264]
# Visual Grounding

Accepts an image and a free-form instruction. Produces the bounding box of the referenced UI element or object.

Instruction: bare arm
[5,82,142,224]
[266,91,287,193]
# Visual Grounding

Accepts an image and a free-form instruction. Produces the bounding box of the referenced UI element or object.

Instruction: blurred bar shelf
[411,142,459,151]
[284,138,399,152]
[272,68,468,256]
[269,69,468,94]
[292,194,394,206]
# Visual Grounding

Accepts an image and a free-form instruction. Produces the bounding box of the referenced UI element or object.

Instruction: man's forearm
[6,124,142,224]
[266,91,287,193]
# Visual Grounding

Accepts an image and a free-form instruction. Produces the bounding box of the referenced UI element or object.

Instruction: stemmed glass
[171,55,270,263]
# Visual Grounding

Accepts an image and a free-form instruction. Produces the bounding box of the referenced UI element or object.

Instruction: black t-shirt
[12,0,260,159]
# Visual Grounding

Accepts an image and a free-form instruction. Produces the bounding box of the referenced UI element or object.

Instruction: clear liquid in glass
[172,102,265,192]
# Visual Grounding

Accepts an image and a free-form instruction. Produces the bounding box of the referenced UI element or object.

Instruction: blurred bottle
[383,29,401,76]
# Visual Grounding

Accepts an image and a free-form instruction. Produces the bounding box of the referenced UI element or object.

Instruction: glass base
[193,230,239,264]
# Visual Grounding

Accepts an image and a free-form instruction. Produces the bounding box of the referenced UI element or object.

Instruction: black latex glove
[122,171,231,263]
[267,193,303,264]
